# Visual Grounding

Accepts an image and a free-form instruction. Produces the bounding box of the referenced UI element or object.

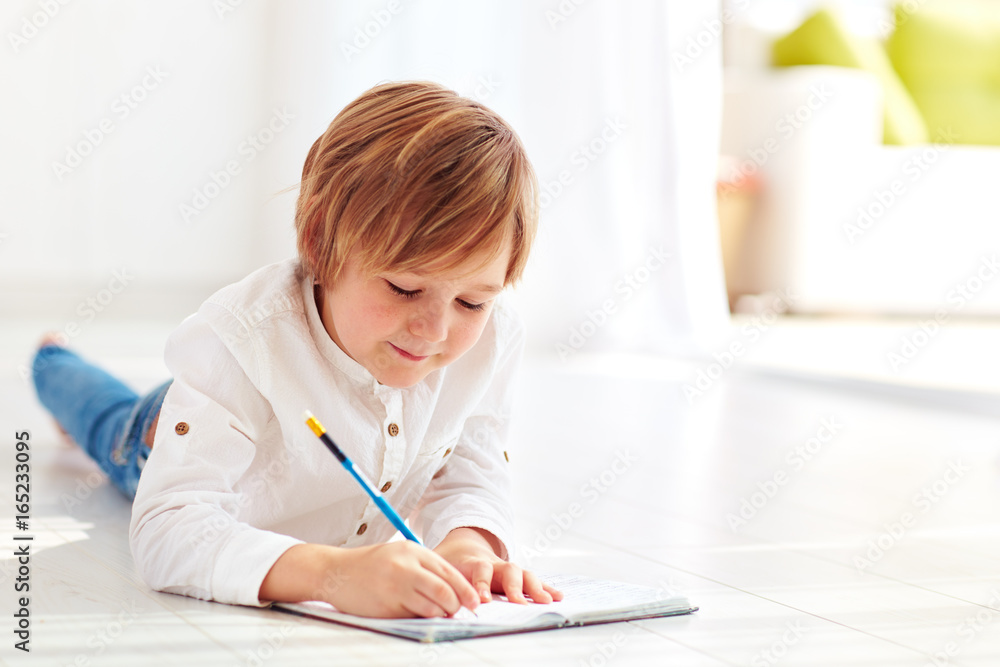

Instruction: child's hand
[433,527,564,605]
[261,542,482,618]
[328,541,482,618]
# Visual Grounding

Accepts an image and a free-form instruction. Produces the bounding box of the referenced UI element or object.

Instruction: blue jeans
[32,345,171,499]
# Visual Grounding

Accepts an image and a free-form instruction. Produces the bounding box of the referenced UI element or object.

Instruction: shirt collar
[301,270,376,387]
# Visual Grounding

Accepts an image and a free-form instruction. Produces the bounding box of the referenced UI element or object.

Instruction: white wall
[2,1,296,321]
[2,0,728,358]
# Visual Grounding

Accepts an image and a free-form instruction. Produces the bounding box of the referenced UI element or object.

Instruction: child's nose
[410,304,448,343]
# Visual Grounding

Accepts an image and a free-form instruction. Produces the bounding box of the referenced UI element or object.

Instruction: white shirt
[129,258,522,607]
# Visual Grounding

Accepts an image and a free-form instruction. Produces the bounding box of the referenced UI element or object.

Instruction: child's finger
[409,568,462,617]
[422,552,480,612]
[543,581,564,601]
[402,588,453,619]
[469,560,493,602]
[521,570,554,603]
[500,566,528,604]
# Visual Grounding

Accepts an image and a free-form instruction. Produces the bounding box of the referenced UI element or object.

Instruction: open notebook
[275,573,697,642]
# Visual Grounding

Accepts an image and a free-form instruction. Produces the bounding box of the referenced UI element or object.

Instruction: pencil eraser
[302,409,315,422]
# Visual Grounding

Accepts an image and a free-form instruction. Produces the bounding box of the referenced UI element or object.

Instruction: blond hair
[295,81,538,287]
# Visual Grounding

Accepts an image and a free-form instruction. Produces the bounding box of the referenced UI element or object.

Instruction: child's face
[317,243,511,388]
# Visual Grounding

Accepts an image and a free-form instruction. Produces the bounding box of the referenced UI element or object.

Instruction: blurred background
[3,0,1000,394]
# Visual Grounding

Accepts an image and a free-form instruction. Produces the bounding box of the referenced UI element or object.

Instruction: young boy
[32,81,562,619]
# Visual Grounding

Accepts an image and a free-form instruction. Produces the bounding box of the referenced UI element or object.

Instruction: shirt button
[356,523,368,535]
[387,423,399,437]
[443,448,452,458]
[175,422,189,435]
[380,481,392,493]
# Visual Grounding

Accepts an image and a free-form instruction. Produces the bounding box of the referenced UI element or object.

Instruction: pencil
[303,410,422,544]
[304,410,480,619]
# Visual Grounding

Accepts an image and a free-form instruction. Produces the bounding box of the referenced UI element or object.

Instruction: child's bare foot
[38,331,68,349]
[36,331,75,445]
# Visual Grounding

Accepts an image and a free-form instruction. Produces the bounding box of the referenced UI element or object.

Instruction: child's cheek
[454,312,491,356]
[364,295,401,334]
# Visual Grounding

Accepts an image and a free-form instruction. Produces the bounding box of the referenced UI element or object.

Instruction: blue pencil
[303,410,422,545]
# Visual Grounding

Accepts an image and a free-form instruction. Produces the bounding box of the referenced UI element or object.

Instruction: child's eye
[386,281,419,299]
[387,280,486,312]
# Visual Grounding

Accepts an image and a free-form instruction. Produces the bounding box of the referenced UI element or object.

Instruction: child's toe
[37,331,67,350]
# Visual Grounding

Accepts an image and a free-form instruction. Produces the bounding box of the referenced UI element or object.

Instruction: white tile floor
[1,319,1000,666]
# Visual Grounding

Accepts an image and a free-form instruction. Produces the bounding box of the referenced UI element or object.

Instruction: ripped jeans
[32,345,171,499]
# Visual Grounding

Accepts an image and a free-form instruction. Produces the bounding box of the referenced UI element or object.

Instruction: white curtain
[1,0,727,357]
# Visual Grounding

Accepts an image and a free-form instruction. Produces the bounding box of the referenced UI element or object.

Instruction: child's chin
[374,367,431,389]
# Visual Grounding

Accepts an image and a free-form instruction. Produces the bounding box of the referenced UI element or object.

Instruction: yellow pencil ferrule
[303,410,326,437]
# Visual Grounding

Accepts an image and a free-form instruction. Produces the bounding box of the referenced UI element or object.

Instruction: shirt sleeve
[128,303,303,607]
[409,306,525,561]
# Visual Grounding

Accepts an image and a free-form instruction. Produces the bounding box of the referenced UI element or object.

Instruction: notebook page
[462,598,563,625]
[512,573,677,618]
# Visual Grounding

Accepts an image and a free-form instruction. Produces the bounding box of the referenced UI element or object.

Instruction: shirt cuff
[213,530,305,607]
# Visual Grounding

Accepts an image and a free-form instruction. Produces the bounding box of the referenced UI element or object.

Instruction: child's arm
[129,306,303,607]
[258,541,482,617]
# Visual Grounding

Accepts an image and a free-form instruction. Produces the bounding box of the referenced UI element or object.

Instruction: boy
[33,81,561,618]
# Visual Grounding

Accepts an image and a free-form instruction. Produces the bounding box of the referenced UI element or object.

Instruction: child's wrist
[307,544,350,604]
[441,527,504,559]
[259,543,346,605]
